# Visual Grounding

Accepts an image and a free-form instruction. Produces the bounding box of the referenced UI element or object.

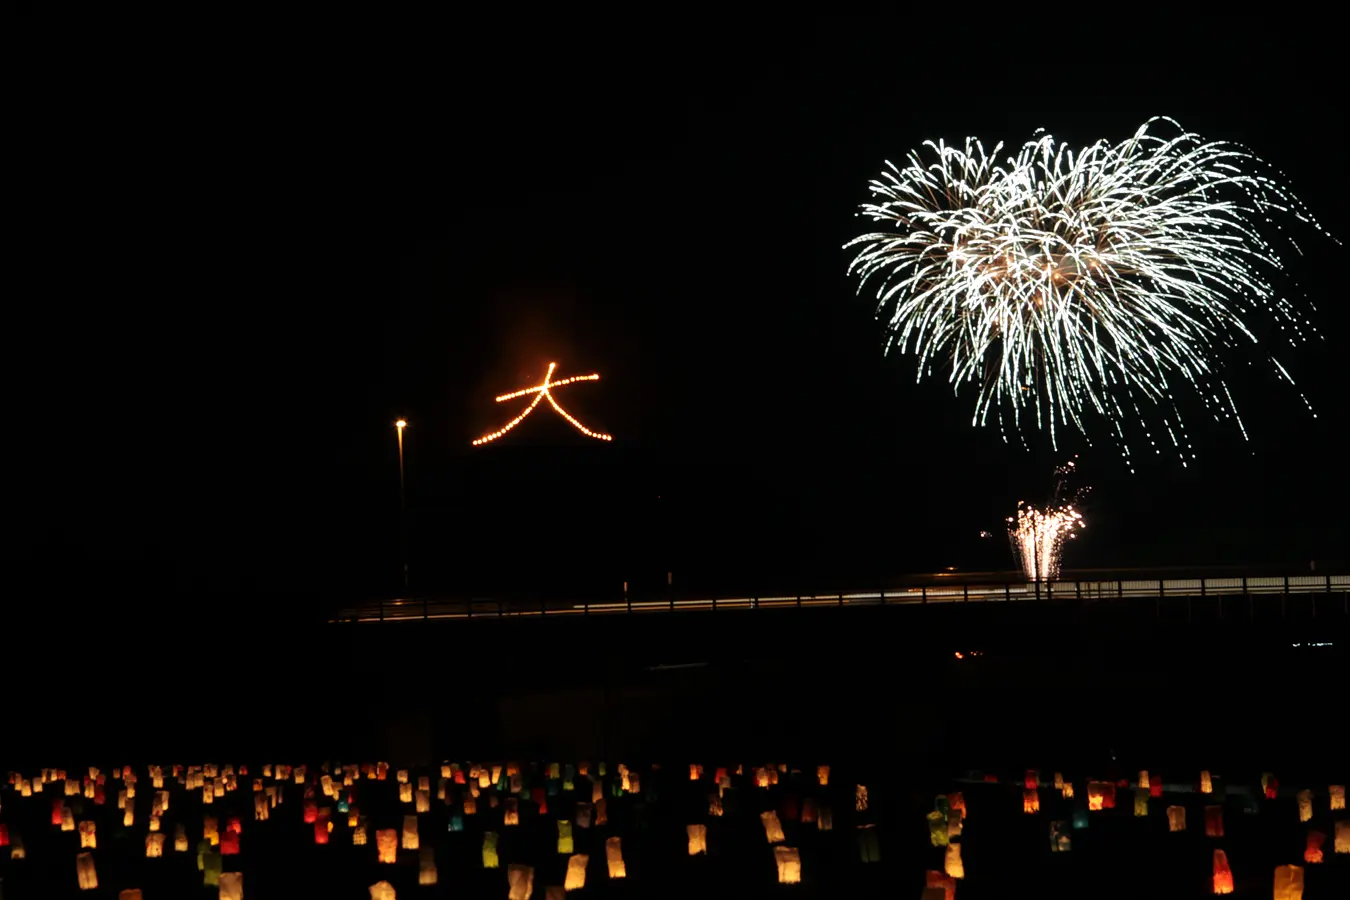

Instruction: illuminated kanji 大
[472,362,612,445]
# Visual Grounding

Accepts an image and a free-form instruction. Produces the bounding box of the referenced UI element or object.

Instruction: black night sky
[10,20,1346,609]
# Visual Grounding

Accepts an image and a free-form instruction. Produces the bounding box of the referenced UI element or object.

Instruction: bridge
[330,572,1349,623]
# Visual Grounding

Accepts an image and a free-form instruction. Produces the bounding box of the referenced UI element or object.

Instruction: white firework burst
[846,117,1332,467]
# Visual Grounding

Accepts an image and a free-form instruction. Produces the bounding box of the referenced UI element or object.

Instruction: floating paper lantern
[1134,788,1149,817]
[594,798,608,826]
[0,824,8,847]
[1023,789,1040,814]
[1050,820,1071,852]
[857,825,880,862]
[1025,770,1039,790]
[504,798,519,826]
[817,765,829,786]
[708,795,723,817]
[774,846,801,884]
[415,790,430,813]
[687,823,707,856]
[202,850,222,887]
[174,824,188,853]
[507,864,535,900]
[761,810,786,843]
[10,835,25,860]
[947,809,963,838]
[79,821,96,848]
[313,822,328,845]
[1061,782,1074,799]
[402,815,419,850]
[1204,805,1224,838]
[376,829,397,864]
[118,891,144,900]
[1330,784,1345,811]
[419,846,438,885]
[944,841,964,877]
[76,852,98,890]
[1167,806,1186,832]
[222,831,241,855]
[565,854,588,891]
[817,806,833,831]
[558,820,574,854]
[399,784,412,804]
[606,836,626,878]
[220,872,243,900]
[855,784,868,811]
[1201,770,1213,793]
[1305,830,1325,864]
[146,833,165,858]
[925,870,957,900]
[927,810,950,846]
[1212,849,1233,894]
[368,882,396,900]
[483,832,499,868]
[1272,864,1303,900]
[1262,773,1278,800]
[1296,789,1312,823]
[949,792,966,820]
[1053,772,1064,789]
[1087,782,1112,811]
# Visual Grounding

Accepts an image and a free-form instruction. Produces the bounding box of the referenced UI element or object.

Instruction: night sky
[10,20,1346,606]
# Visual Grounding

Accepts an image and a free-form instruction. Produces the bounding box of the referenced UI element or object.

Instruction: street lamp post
[396,419,408,594]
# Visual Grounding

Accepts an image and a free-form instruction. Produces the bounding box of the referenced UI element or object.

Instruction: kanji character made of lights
[472,362,613,445]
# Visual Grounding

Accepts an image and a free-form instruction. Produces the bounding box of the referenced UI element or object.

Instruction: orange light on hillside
[472,362,612,445]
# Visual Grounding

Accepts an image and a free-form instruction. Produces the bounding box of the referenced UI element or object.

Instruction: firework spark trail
[1007,459,1087,582]
[846,118,1333,467]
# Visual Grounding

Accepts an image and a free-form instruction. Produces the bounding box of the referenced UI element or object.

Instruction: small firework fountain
[1008,459,1087,582]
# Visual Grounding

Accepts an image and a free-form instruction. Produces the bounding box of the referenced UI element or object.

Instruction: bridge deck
[331,574,1349,623]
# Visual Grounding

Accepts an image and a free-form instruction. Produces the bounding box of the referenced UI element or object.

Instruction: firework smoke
[847,117,1332,468]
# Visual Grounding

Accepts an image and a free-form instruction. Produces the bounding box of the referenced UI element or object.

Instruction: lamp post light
[395,419,408,594]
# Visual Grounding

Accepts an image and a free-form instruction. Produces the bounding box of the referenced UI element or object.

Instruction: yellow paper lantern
[376,828,397,864]
[174,824,189,852]
[1200,770,1213,794]
[557,820,574,854]
[564,853,589,890]
[77,851,99,890]
[855,784,869,811]
[79,820,97,848]
[1335,820,1350,854]
[415,790,430,813]
[368,881,396,900]
[927,810,949,847]
[483,831,500,868]
[219,872,243,900]
[1167,806,1186,832]
[774,846,801,884]
[1296,789,1312,823]
[1023,789,1040,814]
[944,843,964,879]
[419,846,438,885]
[146,833,165,858]
[1272,864,1304,900]
[504,798,520,826]
[687,823,707,855]
[399,783,412,804]
[507,864,535,900]
[401,815,419,850]
[1328,784,1344,810]
[1133,788,1149,817]
[606,836,626,878]
[761,810,786,843]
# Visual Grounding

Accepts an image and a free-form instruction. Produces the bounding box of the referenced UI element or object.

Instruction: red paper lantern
[221,832,240,856]
[1212,849,1234,894]
[303,801,318,824]
[781,795,799,821]
[314,822,329,845]
[51,798,64,826]
[0,823,9,847]
[1305,830,1325,864]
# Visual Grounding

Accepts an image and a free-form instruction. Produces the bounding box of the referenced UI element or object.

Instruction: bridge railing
[329,574,1350,623]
